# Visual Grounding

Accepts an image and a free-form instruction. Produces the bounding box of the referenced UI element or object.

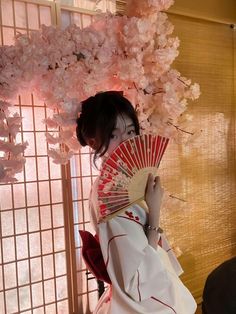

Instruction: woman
[77,91,197,313]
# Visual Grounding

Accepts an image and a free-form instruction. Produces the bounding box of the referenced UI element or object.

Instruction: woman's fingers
[146,173,154,192]
[145,174,163,215]
[154,176,160,185]
[151,175,161,188]
[146,174,162,192]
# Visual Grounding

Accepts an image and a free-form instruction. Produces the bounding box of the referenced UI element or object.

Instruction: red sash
[79,230,111,284]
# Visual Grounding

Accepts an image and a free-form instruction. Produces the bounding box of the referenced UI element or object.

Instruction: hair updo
[76,91,140,162]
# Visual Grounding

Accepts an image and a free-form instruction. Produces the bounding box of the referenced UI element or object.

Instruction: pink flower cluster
[0,101,28,182]
[125,0,175,17]
[0,0,200,181]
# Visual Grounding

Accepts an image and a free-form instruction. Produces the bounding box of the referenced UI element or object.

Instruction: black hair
[76,91,140,162]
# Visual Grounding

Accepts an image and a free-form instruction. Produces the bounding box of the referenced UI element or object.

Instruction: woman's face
[106,114,136,156]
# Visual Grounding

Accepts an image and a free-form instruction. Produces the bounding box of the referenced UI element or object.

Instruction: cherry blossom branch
[177,77,189,87]
[167,121,194,135]
[169,194,187,203]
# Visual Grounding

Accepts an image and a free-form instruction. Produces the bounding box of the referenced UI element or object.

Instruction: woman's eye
[127,130,135,135]
[110,134,117,139]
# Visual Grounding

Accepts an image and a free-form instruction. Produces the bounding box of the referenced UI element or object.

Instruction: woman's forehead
[114,115,134,131]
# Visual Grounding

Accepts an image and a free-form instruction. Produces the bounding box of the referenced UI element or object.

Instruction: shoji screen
[0,0,71,310]
[0,94,70,314]
[60,5,94,29]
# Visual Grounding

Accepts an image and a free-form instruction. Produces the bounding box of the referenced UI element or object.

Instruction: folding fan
[97,134,169,221]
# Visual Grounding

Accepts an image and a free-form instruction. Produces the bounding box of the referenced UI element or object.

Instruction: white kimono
[89,179,197,314]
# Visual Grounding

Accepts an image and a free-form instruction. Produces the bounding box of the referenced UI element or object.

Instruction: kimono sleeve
[98,216,176,302]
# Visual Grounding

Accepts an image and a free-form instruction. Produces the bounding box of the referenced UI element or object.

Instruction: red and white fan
[97,134,169,221]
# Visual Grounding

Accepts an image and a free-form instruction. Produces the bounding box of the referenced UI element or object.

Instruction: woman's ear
[87,138,97,150]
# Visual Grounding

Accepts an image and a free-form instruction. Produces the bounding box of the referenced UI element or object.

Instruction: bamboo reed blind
[158,14,236,301]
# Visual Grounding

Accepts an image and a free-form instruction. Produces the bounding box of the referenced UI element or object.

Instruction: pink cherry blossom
[125,0,174,17]
[47,148,74,165]
[0,0,200,182]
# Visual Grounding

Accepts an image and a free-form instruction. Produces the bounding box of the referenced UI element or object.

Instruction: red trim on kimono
[151,296,177,313]
[105,234,127,267]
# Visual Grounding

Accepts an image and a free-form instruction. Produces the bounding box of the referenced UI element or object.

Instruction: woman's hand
[145,174,164,222]
[145,174,164,248]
